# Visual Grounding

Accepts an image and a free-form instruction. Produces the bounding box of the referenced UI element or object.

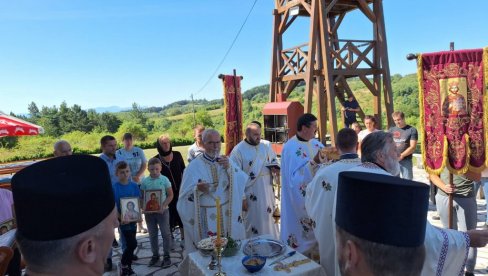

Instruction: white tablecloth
[179,236,325,276]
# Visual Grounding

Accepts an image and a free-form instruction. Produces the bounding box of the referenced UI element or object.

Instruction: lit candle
[216,196,221,242]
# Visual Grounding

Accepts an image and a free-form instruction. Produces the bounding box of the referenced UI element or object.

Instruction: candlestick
[216,196,221,243]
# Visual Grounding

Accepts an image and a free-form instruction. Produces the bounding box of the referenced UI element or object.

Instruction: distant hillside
[93,105,128,113]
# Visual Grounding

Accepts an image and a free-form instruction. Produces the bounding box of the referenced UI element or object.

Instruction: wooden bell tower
[269,0,394,145]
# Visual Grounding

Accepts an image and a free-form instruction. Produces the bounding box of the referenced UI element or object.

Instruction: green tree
[27,102,40,122]
[38,106,61,137]
[99,113,122,133]
[195,108,214,128]
[116,121,147,141]
[70,104,91,132]
[129,102,148,128]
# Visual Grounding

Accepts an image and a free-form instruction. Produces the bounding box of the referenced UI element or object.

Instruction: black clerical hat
[12,155,115,241]
[335,171,429,247]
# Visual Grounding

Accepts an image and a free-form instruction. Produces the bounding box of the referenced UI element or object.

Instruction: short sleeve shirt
[116,147,147,179]
[438,169,475,198]
[140,175,172,203]
[100,153,127,185]
[187,142,205,162]
[388,125,418,159]
[343,100,359,120]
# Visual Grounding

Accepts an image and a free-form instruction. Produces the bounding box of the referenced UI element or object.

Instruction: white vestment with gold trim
[177,154,247,253]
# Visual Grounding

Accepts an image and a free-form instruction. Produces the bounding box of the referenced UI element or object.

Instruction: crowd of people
[3,109,488,276]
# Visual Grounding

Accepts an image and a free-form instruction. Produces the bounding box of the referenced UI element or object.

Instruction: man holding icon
[177,129,248,253]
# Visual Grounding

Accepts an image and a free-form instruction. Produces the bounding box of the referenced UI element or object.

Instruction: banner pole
[448,172,454,229]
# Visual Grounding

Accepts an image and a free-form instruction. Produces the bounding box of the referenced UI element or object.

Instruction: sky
[1,0,488,114]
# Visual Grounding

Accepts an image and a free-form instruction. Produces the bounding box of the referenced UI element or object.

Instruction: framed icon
[0,219,14,235]
[120,197,141,223]
[143,189,163,213]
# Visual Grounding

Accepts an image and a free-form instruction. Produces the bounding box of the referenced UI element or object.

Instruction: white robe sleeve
[422,223,469,276]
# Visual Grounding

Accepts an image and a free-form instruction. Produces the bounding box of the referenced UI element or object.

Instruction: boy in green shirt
[140,157,174,267]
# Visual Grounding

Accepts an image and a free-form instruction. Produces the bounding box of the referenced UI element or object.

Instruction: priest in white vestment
[280,113,326,256]
[305,128,361,276]
[177,129,247,253]
[348,131,476,276]
[230,122,279,239]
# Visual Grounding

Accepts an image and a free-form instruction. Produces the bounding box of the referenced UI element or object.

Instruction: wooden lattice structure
[269,0,394,145]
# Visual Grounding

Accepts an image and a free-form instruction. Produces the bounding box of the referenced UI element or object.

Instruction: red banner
[222,75,243,156]
[419,48,488,174]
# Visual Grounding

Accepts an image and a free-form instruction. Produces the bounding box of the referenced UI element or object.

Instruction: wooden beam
[304,0,319,113]
[282,80,298,99]
[349,42,375,68]
[330,12,345,35]
[325,0,340,14]
[375,0,394,127]
[319,0,337,146]
[269,10,280,102]
[277,0,301,14]
[332,68,381,75]
[357,0,376,22]
[281,73,306,82]
[358,74,378,96]
[300,0,312,15]
[278,9,290,35]
[282,15,298,34]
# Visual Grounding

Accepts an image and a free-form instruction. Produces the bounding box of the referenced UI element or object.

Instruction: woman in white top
[357,115,379,156]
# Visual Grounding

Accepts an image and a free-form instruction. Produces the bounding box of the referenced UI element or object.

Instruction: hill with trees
[0,74,419,163]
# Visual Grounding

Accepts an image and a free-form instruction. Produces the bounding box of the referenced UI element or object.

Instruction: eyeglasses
[206,141,221,145]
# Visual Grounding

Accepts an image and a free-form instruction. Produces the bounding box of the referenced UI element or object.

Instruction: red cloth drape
[419,48,486,174]
[222,75,243,156]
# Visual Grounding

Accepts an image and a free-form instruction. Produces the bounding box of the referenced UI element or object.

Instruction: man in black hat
[349,131,488,275]
[11,155,119,276]
[335,171,428,276]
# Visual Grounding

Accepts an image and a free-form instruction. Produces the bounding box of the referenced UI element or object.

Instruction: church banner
[418,48,488,174]
[222,75,243,156]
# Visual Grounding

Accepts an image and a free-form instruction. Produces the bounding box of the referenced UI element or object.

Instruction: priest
[305,128,361,275]
[177,129,248,253]
[280,113,325,257]
[349,131,488,276]
[230,122,279,238]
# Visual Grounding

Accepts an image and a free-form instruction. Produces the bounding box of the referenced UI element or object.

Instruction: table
[179,236,325,276]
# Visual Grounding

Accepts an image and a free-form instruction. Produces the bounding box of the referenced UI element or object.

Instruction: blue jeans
[119,227,127,251]
[481,177,488,223]
[145,209,172,257]
[399,158,413,180]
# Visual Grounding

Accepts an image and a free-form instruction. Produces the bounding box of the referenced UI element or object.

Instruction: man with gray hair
[353,131,400,175]
[348,131,488,275]
[53,140,72,157]
[178,129,248,253]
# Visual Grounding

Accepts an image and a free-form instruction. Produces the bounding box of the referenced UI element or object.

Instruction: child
[140,157,174,268]
[113,161,141,276]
